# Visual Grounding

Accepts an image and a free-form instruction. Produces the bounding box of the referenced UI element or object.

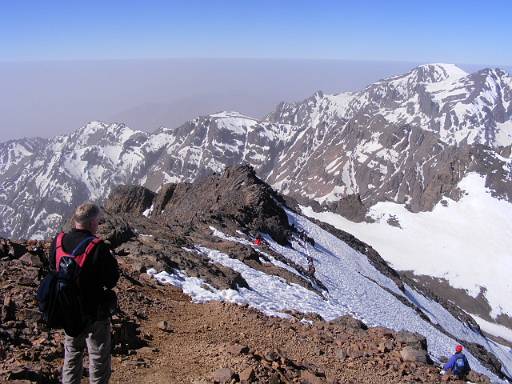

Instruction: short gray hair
[73,202,101,227]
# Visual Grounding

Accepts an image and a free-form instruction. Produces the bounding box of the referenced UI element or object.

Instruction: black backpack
[37,233,100,337]
[453,355,469,377]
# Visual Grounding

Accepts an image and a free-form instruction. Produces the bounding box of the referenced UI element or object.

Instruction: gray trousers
[62,319,112,384]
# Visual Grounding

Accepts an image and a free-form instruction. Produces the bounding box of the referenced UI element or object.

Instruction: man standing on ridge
[441,344,470,380]
[49,202,119,384]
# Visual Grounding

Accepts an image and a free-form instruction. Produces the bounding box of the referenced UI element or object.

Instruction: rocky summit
[0,165,510,383]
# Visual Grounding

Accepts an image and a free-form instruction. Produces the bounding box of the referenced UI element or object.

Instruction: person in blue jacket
[441,345,470,380]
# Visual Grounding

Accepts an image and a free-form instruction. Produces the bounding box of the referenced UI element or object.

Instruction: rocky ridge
[1,165,509,383]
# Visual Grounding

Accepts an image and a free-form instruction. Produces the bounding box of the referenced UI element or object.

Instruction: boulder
[378,339,394,353]
[239,367,255,383]
[329,315,367,330]
[400,346,428,363]
[335,349,347,361]
[300,370,325,384]
[2,296,15,322]
[7,368,45,382]
[157,320,172,332]
[395,331,427,350]
[212,368,235,384]
[227,343,249,355]
[347,346,364,359]
[19,253,43,268]
[264,350,280,362]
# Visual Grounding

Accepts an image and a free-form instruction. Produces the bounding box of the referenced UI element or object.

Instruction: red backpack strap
[73,238,103,268]
[55,232,68,271]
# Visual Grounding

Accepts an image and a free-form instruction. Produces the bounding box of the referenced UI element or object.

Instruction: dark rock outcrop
[153,165,292,245]
[105,185,155,215]
[328,194,367,222]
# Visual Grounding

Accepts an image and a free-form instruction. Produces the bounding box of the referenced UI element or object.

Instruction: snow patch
[146,268,245,304]
[472,315,512,345]
[142,205,154,218]
[495,120,512,147]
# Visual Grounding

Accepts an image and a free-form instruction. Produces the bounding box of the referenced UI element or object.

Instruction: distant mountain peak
[71,120,145,147]
[379,63,468,87]
[415,63,468,80]
[209,111,257,120]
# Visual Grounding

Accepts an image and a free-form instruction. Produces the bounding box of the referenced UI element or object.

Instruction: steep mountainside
[0,165,510,383]
[265,64,512,216]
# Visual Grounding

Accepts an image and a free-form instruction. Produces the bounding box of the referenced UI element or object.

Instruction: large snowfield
[301,173,512,324]
[148,208,512,383]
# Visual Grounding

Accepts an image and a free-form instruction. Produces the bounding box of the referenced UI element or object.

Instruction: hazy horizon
[3,1,511,142]
[1,58,510,142]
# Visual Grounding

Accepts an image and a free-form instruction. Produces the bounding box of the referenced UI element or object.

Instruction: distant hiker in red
[49,203,119,384]
[254,236,262,246]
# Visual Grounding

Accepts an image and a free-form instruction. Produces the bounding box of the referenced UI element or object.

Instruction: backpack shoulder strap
[55,232,65,251]
[55,232,68,271]
[74,237,103,268]
[71,236,97,256]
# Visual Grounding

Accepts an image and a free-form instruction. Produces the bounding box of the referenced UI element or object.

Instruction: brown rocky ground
[0,238,491,384]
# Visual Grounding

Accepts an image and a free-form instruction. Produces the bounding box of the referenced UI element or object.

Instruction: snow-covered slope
[146,209,512,383]
[301,172,512,340]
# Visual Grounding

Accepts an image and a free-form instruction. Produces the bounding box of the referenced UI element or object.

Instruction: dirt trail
[109,272,475,384]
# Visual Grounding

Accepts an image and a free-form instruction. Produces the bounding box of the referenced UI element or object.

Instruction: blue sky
[1,0,510,65]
